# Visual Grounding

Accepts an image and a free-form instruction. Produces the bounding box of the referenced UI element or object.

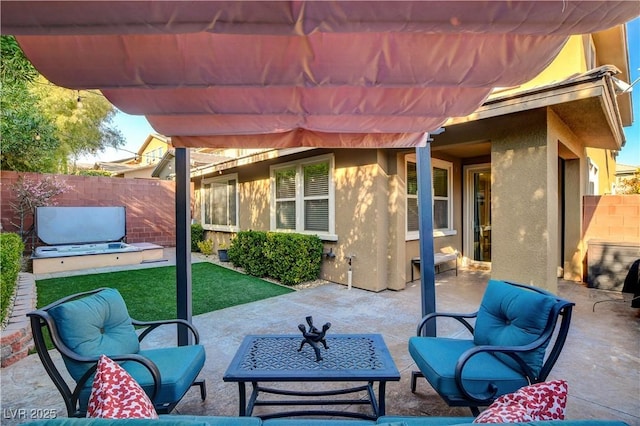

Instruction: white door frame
[463,163,492,268]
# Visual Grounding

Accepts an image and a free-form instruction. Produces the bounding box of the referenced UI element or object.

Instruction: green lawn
[36,262,294,320]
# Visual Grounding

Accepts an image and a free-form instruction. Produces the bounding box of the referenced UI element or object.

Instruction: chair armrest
[453,335,554,404]
[416,311,477,336]
[73,353,162,404]
[132,318,201,344]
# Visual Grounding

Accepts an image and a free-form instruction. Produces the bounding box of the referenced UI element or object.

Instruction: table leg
[378,381,387,416]
[238,382,246,416]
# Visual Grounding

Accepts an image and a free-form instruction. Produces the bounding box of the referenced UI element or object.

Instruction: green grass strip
[36,262,294,321]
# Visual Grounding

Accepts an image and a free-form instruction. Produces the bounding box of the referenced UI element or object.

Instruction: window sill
[434,229,457,238]
[202,225,239,233]
[406,229,457,241]
[272,229,338,242]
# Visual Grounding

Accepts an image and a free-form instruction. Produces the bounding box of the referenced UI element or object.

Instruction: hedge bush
[229,231,323,286]
[1,233,24,325]
[228,230,269,277]
[191,223,204,252]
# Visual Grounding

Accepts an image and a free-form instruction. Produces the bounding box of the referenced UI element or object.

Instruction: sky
[620,16,640,166]
[85,17,640,166]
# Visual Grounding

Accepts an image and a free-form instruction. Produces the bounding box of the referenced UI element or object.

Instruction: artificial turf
[36,262,294,320]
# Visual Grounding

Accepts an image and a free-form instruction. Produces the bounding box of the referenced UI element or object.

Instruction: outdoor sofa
[27,415,629,426]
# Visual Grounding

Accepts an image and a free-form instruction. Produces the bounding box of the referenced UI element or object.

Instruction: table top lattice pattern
[240,335,385,371]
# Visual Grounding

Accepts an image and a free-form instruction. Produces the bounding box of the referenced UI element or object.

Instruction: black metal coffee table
[223,334,400,420]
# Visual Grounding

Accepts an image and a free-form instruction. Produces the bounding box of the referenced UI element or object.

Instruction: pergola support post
[175,147,193,346]
[416,145,436,337]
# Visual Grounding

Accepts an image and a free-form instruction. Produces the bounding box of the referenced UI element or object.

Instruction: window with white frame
[201,174,238,231]
[406,155,454,239]
[271,155,335,239]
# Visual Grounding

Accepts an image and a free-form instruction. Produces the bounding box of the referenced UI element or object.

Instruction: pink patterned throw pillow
[473,380,568,423]
[87,354,159,419]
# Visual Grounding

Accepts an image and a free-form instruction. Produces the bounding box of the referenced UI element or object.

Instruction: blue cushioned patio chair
[28,288,207,417]
[409,279,574,416]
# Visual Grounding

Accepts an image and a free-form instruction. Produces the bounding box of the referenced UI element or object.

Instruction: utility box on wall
[587,239,640,291]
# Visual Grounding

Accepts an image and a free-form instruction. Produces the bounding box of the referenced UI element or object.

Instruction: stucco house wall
[193,149,409,292]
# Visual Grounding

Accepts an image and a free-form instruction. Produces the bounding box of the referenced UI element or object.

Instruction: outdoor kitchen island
[223,334,401,420]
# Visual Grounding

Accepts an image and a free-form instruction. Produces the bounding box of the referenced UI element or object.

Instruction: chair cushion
[473,280,557,377]
[79,344,206,411]
[48,288,140,381]
[408,336,528,402]
[87,355,158,419]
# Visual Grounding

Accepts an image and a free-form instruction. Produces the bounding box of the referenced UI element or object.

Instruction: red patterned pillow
[473,380,568,423]
[87,354,159,419]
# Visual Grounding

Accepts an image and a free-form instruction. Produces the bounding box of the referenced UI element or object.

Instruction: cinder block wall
[583,195,640,243]
[582,195,640,288]
[1,171,177,248]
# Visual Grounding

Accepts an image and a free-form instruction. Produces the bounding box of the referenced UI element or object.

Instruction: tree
[9,175,70,246]
[1,36,59,172]
[0,36,126,173]
[30,78,126,172]
[618,168,640,194]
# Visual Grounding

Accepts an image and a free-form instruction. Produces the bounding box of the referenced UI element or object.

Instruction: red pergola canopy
[3,1,638,148]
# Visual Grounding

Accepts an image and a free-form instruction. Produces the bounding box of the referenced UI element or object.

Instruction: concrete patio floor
[1,249,638,425]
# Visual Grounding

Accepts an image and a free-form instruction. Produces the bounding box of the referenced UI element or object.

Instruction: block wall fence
[583,195,640,243]
[582,195,640,288]
[1,171,180,248]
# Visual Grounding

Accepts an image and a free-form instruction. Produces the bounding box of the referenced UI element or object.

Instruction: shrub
[74,169,113,177]
[263,232,324,286]
[191,223,204,252]
[197,239,214,256]
[229,230,323,286]
[1,233,24,325]
[228,230,269,277]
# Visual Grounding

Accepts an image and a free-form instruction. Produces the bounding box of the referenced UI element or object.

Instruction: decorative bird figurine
[298,316,331,361]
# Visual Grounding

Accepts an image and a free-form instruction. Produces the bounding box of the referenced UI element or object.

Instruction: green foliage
[1,233,25,325]
[228,230,269,277]
[74,169,112,177]
[30,77,125,171]
[197,239,214,256]
[0,36,125,173]
[263,232,324,285]
[0,36,37,83]
[1,37,58,172]
[191,223,205,252]
[229,231,323,286]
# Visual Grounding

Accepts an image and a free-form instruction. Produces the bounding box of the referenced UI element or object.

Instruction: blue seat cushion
[78,344,206,411]
[47,288,140,381]
[377,417,476,426]
[473,280,557,377]
[408,336,528,401]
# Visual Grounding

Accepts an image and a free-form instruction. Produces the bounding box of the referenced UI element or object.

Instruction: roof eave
[446,69,626,151]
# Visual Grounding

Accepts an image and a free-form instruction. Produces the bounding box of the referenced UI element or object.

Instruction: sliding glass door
[464,165,492,264]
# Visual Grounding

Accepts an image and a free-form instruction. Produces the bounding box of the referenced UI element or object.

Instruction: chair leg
[470,406,480,417]
[193,379,206,400]
[410,371,423,393]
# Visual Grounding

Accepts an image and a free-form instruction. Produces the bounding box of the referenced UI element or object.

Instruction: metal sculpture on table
[298,316,331,361]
